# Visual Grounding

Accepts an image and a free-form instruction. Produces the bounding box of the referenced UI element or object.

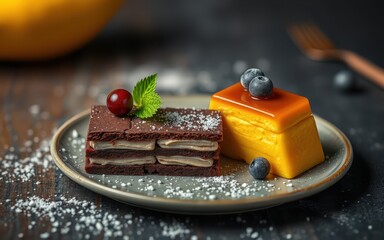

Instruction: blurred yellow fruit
[0,0,124,61]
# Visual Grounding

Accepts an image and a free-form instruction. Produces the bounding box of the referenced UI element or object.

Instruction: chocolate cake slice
[85,105,223,176]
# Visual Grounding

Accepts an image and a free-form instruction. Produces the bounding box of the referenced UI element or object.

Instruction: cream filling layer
[90,139,218,151]
[157,139,218,151]
[89,156,156,165]
[90,140,156,150]
[156,156,213,167]
[90,156,214,167]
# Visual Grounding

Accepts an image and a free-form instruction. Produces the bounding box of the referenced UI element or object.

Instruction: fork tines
[288,23,335,50]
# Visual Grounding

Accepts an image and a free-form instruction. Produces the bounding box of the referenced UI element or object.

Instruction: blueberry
[240,68,265,89]
[249,157,270,180]
[333,70,356,92]
[248,76,273,98]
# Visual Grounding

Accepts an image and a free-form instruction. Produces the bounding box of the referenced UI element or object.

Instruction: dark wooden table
[1,0,384,239]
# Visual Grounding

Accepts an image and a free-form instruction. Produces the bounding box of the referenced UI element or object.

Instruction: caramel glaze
[210,83,313,133]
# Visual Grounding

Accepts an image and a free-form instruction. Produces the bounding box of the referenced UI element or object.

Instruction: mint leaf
[132,73,161,118]
[135,92,161,118]
[133,74,157,108]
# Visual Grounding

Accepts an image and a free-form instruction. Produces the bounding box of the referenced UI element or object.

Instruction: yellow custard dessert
[209,82,324,179]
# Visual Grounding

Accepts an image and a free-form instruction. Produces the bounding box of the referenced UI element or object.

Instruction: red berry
[106,89,133,117]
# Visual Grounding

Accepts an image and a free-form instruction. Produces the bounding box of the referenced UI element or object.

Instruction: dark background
[1,0,384,239]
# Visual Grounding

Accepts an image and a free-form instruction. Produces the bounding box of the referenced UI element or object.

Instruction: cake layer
[90,156,157,165]
[90,139,218,151]
[157,139,218,151]
[90,140,156,150]
[84,158,220,176]
[87,106,223,141]
[90,156,214,167]
[86,141,220,159]
[156,156,213,167]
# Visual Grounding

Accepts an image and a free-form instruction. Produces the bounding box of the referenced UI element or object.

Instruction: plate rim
[50,97,353,214]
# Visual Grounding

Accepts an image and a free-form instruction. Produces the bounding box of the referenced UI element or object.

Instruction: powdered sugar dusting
[160,108,221,132]
[1,139,54,183]
[11,196,125,238]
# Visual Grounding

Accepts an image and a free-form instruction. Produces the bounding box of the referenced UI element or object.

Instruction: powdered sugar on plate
[57,128,335,203]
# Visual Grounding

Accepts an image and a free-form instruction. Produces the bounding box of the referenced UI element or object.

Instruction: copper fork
[288,23,384,88]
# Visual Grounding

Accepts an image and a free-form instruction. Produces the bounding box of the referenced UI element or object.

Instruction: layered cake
[85,105,222,176]
[209,82,324,179]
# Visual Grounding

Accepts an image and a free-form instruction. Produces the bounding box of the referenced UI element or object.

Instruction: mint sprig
[132,74,161,118]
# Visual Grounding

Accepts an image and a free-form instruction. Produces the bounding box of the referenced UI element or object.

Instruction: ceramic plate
[50,96,353,214]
